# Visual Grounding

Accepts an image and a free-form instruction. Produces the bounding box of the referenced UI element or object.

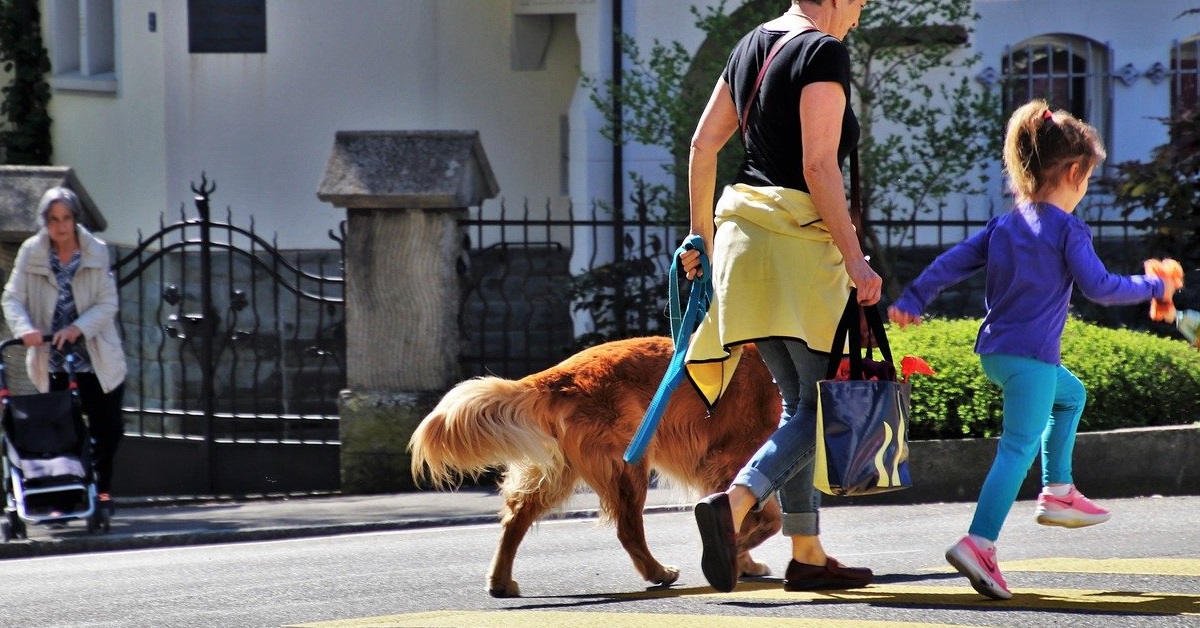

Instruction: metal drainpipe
[611,0,626,335]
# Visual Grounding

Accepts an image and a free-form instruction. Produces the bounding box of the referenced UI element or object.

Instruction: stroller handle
[0,335,64,395]
[0,334,55,355]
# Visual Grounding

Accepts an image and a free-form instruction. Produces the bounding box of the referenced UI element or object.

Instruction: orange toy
[1144,259,1184,322]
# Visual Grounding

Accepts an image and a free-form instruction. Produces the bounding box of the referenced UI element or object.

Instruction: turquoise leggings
[970,354,1086,542]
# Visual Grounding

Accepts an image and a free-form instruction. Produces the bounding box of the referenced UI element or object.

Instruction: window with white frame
[48,0,116,93]
[1171,35,1200,115]
[1001,35,1112,154]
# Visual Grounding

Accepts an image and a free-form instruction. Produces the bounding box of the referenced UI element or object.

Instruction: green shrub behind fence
[890,317,1200,439]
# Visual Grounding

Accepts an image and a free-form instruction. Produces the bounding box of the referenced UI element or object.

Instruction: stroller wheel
[4,510,21,541]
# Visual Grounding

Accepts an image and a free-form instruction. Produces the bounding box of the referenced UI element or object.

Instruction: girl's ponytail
[1002,99,1105,202]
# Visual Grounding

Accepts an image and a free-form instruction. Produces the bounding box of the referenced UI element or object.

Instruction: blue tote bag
[814,290,913,497]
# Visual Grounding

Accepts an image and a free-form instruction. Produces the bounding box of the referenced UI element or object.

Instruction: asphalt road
[0,495,1195,627]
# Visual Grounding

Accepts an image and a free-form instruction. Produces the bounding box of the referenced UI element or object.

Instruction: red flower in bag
[834,357,895,382]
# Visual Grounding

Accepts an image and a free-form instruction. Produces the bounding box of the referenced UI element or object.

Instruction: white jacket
[1,225,127,393]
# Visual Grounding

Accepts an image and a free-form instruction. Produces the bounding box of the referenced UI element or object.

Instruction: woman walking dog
[679,0,881,593]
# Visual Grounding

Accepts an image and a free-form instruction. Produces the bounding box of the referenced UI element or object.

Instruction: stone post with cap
[316,130,498,493]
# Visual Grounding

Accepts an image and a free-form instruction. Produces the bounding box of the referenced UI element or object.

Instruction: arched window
[1002,35,1112,150]
[1171,35,1200,115]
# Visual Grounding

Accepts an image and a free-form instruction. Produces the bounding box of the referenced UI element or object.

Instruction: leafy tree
[849,0,1004,297]
[576,0,1001,342]
[0,0,52,165]
[1106,107,1200,278]
[574,3,772,343]
[581,2,775,226]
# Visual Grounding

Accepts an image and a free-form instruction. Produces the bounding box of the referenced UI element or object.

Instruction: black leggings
[49,372,125,494]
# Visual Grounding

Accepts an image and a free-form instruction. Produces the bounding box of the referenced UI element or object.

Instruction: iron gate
[112,176,346,497]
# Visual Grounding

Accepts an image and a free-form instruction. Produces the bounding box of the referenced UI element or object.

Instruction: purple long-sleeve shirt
[892,202,1165,365]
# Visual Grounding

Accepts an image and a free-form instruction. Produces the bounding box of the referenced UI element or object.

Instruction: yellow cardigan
[684,184,851,407]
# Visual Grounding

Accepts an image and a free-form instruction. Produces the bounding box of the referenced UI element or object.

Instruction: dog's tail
[409,377,564,489]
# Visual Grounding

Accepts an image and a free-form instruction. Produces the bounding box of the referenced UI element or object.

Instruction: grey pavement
[2,424,1196,560]
[0,485,692,560]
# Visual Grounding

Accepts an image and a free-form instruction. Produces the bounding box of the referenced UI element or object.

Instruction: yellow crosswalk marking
[285,610,994,628]
[1001,557,1200,577]
[286,558,1200,627]
[711,583,1198,616]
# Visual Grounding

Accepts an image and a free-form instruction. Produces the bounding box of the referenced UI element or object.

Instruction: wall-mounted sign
[188,0,266,54]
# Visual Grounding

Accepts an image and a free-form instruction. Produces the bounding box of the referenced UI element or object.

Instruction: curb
[0,503,694,561]
[827,424,1200,506]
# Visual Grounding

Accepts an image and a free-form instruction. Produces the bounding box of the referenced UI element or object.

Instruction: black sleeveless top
[722,26,859,193]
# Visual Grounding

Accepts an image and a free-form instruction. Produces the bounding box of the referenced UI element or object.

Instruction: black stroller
[1,336,111,541]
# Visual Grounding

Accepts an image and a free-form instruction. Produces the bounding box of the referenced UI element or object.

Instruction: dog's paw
[650,565,680,587]
[487,579,521,598]
[738,554,772,578]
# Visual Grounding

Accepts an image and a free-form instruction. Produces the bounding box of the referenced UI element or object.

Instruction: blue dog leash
[624,235,712,464]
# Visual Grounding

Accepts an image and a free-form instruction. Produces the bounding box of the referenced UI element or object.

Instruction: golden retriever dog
[409,335,783,597]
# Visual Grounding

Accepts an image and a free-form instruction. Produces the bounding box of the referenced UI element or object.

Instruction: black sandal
[694,492,739,592]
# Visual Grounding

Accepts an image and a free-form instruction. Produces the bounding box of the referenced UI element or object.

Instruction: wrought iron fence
[459,195,1182,380]
[459,196,688,379]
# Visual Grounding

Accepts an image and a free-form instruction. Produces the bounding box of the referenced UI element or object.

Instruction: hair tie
[1042,109,1054,123]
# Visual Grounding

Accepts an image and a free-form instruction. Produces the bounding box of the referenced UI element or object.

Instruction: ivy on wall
[0,0,52,165]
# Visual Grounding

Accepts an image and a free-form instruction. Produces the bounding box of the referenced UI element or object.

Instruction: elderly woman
[679,0,881,593]
[2,186,127,510]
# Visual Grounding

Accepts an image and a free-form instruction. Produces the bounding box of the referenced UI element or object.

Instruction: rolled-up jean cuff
[733,467,775,512]
[782,512,819,536]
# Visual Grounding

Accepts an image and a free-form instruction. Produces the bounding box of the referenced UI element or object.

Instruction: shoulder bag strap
[740,27,814,144]
[849,147,864,237]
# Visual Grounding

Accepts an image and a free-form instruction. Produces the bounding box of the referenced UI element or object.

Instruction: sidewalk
[0,485,692,560]
[2,424,1195,560]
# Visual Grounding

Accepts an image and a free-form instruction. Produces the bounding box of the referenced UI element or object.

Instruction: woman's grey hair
[37,186,82,228]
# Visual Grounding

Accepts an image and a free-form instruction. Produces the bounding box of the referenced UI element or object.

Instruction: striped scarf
[48,248,92,373]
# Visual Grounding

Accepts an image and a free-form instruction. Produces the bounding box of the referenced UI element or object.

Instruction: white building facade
[34,0,1200,250]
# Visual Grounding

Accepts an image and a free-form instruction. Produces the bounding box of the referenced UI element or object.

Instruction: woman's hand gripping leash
[680,237,708,281]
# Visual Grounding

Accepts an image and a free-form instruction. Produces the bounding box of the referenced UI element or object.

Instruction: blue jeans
[733,338,825,536]
[970,353,1086,541]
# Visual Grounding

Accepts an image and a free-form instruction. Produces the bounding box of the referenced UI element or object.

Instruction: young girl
[887,99,1179,600]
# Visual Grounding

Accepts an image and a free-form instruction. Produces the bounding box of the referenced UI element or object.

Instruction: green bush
[888,317,1200,439]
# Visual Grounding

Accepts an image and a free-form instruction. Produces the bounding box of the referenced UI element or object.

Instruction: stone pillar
[317,131,498,493]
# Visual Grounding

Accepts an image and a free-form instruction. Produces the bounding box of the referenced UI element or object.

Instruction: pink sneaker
[945,536,1012,600]
[1035,485,1111,528]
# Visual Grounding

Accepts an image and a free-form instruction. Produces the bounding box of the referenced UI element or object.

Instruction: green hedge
[887,317,1200,439]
